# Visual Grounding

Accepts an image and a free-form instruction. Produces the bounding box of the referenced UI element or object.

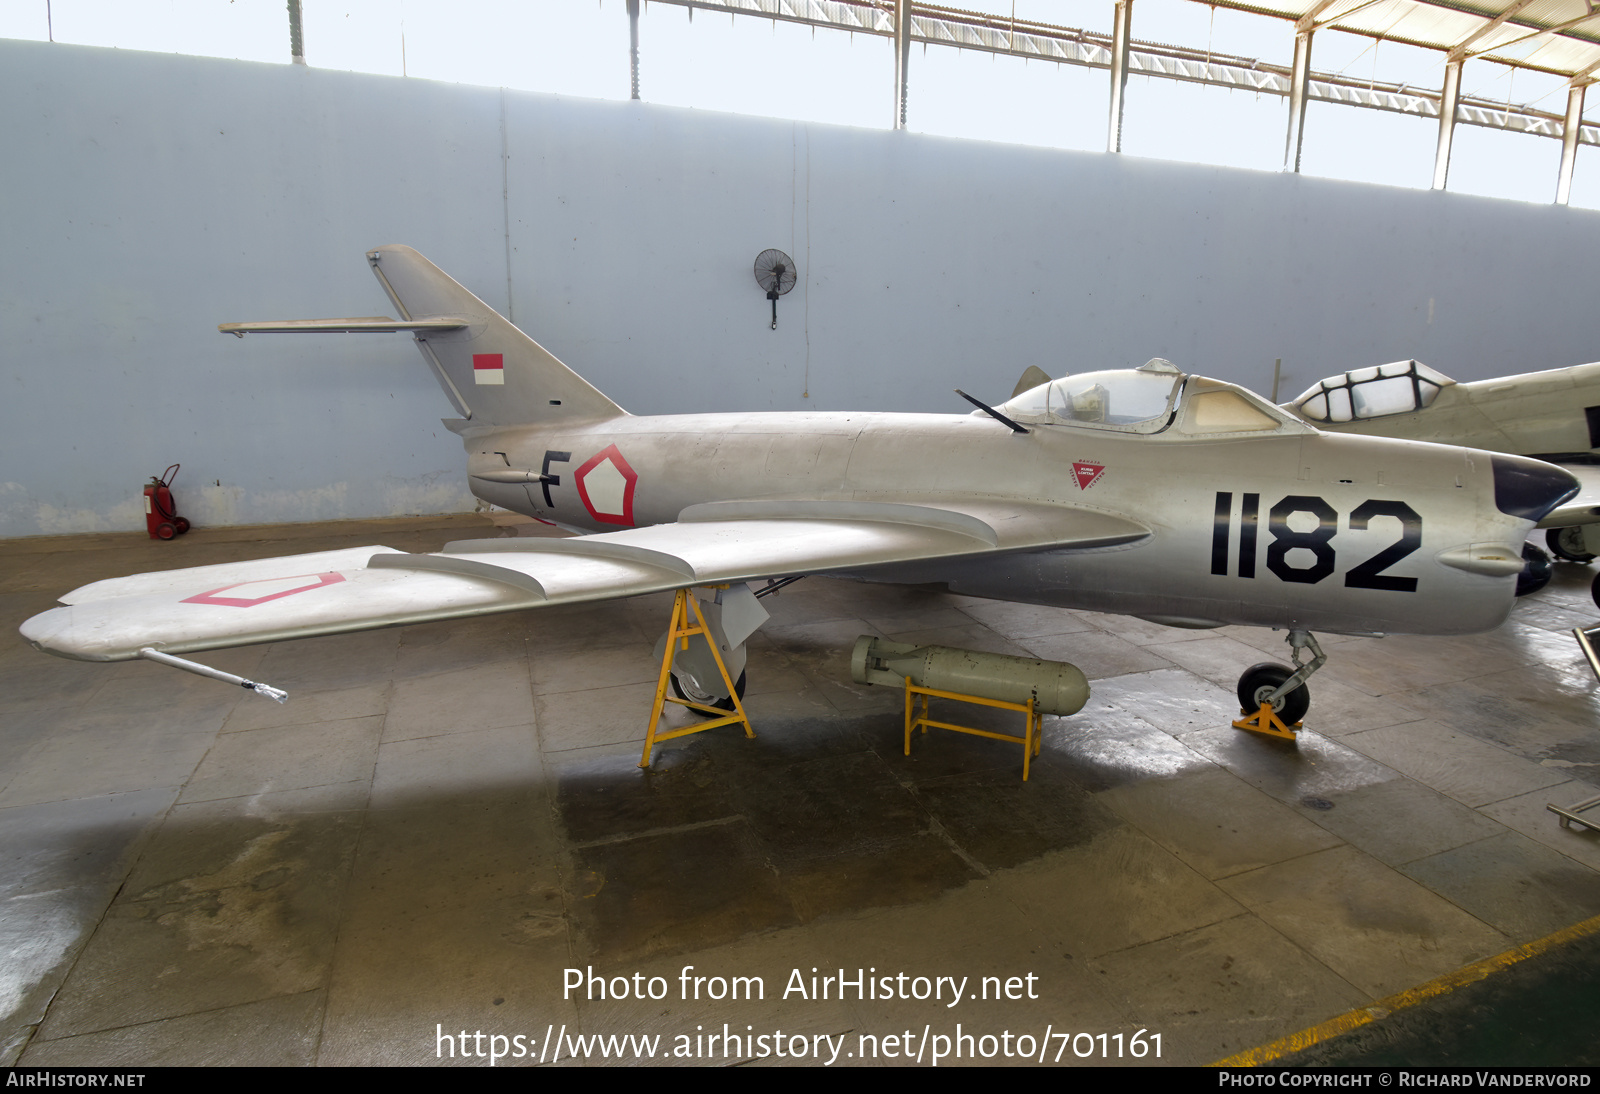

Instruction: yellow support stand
[639,588,756,768]
[903,679,1043,781]
[1232,702,1300,741]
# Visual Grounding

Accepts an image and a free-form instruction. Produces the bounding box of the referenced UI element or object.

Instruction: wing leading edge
[21,501,1148,662]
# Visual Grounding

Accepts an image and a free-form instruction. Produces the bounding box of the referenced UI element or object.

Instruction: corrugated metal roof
[1220,0,1600,77]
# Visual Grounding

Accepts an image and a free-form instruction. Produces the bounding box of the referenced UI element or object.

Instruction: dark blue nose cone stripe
[1492,455,1580,523]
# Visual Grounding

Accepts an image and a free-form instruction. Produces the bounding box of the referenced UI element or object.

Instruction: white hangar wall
[4,38,1599,538]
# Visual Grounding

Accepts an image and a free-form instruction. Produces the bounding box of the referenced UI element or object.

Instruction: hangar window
[1292,360,1454,424]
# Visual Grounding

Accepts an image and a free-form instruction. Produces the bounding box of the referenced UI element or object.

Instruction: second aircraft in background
[1282,359,1600,598]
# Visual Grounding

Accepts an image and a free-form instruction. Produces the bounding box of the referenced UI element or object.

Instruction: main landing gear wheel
[1237,663,1311,726]
[1517,543,1554,597]
[671,670,747,713]
[1547,526,1596,564]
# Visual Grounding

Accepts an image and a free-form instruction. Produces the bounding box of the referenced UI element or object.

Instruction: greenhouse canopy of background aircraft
[17,247,1581,726]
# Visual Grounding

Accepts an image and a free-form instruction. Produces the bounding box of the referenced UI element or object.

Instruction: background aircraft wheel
[1516,543,1553,597]
[155,522,177,541]
[1546,526,1595,563]
[1237,662,1310,725]
[1591,572,1600,613]
[671,669,747,713]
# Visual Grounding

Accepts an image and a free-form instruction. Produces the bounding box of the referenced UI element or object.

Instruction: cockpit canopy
[994,358,1289,436]
[998,360,1181,433]
[1290,360,1455,424]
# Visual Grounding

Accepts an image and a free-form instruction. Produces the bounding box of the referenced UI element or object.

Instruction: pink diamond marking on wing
[182,571,346,608]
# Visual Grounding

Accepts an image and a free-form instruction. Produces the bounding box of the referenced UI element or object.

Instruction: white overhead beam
[1445,0,1542,61]
[1297,0,1386,33]
[1451,6,1600,63]
[1284,28,1313,172]
[1433,58,1463,190]
[1556,80,1590,204]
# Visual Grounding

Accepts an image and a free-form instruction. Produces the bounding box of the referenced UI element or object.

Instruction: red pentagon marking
[1072,461,1105,490]
[182,571,346,608]
[574,444,638,526]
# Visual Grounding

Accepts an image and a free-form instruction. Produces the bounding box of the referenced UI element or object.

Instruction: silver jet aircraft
[18,247,1580,726]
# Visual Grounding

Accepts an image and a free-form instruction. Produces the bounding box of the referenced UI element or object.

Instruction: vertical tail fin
[366,245,625,426]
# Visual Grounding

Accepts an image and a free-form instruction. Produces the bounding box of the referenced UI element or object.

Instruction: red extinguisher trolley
[144,464,191,540]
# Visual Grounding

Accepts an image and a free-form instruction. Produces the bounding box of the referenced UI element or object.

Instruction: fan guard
[753,249,797,329]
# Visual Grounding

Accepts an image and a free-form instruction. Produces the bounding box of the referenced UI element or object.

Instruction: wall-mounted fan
[753,249,797,330]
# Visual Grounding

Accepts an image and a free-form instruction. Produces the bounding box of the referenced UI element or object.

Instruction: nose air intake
[1492,455,1580,523]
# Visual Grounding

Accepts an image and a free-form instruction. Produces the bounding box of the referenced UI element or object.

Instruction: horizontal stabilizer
[218,317,469,337]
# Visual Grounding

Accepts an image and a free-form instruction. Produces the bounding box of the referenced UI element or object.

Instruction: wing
[21,500,1148,662]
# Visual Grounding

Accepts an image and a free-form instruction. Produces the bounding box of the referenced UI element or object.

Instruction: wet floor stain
[555,713,1124,960]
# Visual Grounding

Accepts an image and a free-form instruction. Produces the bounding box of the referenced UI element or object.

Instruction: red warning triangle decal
[1072,462,1105,490]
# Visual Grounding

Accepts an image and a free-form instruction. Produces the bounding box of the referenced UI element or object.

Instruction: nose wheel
[1237,663,1311,726]
[1234,630,1325,740]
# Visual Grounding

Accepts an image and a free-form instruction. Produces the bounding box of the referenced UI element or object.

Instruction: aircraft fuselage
[461,410,1534,638]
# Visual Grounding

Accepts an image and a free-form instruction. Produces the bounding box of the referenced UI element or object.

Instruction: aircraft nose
[1491,455,1579,523]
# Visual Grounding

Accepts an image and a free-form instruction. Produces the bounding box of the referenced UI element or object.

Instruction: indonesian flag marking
[182,572,346,608]
[473,353,505,385]
[1072,461,1105,490]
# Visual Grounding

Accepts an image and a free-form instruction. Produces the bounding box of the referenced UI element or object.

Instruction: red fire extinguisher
[144,464,191,541]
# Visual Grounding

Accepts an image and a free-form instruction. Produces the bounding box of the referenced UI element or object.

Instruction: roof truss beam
[1451,4,1600,62]
[651,0,1599,145]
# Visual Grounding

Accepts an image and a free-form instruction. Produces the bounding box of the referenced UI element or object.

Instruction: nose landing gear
[1234,629,1326,740]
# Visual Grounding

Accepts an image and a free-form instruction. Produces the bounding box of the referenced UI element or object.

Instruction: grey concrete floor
[3,514,1599,1067]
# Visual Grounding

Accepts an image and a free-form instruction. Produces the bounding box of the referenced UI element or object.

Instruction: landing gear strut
[1234,629,1325,740]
